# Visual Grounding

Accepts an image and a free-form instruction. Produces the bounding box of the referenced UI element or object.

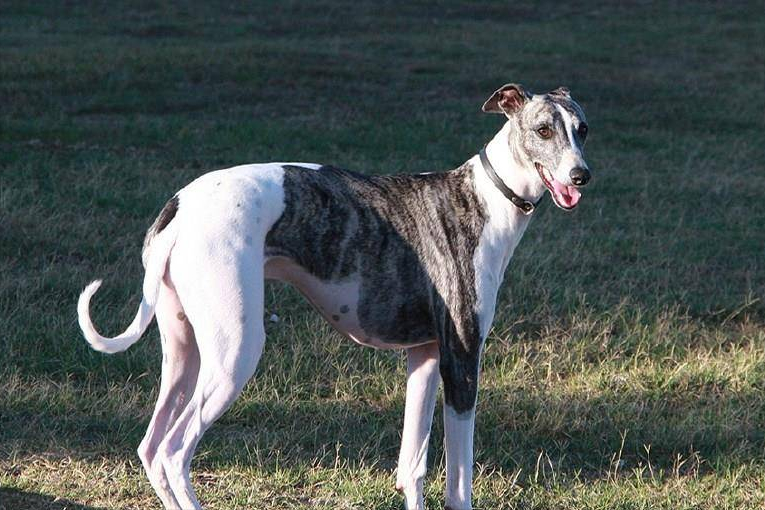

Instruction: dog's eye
[578,123,588,139]
[537,126,552,139]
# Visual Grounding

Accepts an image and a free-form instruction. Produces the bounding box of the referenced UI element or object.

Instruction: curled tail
[77,215,179,354]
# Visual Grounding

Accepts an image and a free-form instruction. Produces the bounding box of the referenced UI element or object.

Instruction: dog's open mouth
[535,163,581,210]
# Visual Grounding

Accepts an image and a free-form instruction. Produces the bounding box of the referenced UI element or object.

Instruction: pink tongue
[550,179,581,208]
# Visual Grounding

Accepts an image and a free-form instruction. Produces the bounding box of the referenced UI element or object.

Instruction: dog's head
[483,83,590,210]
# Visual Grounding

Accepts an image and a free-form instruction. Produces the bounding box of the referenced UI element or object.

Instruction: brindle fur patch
[143,195,179,255]
[265,164,488,412]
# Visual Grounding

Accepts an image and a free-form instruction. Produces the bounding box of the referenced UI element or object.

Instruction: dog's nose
[570,167,591,187]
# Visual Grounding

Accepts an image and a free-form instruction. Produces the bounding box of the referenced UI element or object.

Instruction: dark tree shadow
[0,488,110,510]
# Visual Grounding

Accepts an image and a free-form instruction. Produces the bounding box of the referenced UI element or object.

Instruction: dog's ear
[549,86,570,98]
[482,83,529,115]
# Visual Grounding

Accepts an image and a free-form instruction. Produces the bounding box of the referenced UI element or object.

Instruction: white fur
[557,103,576,148]
[444,404,476,510]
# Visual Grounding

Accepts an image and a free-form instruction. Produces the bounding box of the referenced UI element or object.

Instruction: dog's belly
[264,257,434,349]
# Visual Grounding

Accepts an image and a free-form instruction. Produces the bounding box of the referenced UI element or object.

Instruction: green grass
[1,1,764,508]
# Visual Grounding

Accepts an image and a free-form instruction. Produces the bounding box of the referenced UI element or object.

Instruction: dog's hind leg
[155,247,267,509]
[137,278,200,510]
[396,342,441,510]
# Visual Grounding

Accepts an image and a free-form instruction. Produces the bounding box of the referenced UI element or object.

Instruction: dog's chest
[264,164,488,348]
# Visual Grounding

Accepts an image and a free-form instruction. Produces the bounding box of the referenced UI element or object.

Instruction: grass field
[1,1,764,509]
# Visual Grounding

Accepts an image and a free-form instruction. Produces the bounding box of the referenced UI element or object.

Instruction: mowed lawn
[1,1,764,509]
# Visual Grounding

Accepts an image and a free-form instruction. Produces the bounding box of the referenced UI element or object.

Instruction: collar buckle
[479,146,541,215]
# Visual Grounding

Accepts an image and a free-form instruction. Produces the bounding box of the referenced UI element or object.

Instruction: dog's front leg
[443,399,476,510]
[439,338,481,510]
[396,341,441,510]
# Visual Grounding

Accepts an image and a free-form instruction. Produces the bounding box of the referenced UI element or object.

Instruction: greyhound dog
[77,83,591,510]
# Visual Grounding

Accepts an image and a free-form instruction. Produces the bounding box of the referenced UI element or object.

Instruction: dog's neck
[472,123,547,229]
[465,122,547,301]
[481,122,548,209]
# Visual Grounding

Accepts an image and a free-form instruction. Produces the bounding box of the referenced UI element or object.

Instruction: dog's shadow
[207,384,761,480]
[0,488,110,510]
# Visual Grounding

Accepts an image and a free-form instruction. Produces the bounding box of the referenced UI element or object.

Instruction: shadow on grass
[0,488,109,510]
[5,377,760,482]
[209,385,765,481]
